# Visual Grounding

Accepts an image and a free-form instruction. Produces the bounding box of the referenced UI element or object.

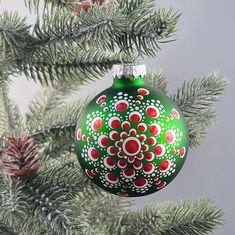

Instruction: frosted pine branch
[26,87,71,123]
[158,199,223,235]
[0,222,19,235]
[172,73,227,147]
[26,97,91,159]
[144,70,168,93]
[0,177,29,230]
[0,81,23,136]
[109,199,223,235]
[172,73,227,113]
[32,7,127,50]
[19,46,133,85]
[0,12,32,57]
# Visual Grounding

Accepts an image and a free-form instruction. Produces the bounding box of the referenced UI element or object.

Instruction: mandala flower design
[75,86,188,197]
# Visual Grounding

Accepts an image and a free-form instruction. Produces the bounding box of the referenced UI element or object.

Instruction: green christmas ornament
[75,64,189,197]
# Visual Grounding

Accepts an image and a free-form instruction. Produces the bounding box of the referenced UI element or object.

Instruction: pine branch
[0,10,130,85]
[32,6,127,50]
[23,182,74,234]
[34,153,96,198]
[0,153,100,235]
[109,199,223,235]
[158,199,223,235]
[26,97,91,159]
[187,108,217,147]
[1,2,179,85]
[118,0,155,15]
[0,81,23,137]
[31,186,79,233]
[144,70,168,93]
[27,1,179,55]
[26,86,70,123]
[25,0,76,13]
[40,131,75,161]
[0,12,33,58]
[0,222,19,235]
[172,73,227,148]
[0,47,18,78]
[172,73,227,113]
[17,153,104,234]
[0,176,29,230]
[109,204,164,235]
[73,185,134,235]
[25,64,94,122]
[117,0,180,56]
[18,164,78,234]
[78,191,134,227]
[18,45,133,85]
[19,215,47,235]
[81,225,110,235]
[24,64,166,125]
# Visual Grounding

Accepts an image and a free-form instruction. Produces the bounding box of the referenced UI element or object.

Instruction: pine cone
[74,0,109,15]
[92,0,106,5]
[74,1,92,15]
[0,133,39,177]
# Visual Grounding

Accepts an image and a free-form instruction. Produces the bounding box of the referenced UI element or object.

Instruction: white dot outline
[91,117,103,131]
[108,116,121,129]
[103,157,116,169]
[96,95,106,104]
[115,100,129,112]
[143,163,155,175]
[149,123,161,136]
[146,105,160,118]
[123,168,136,179]
[88,147,99,161]
[165,130,176,144]
[154,144,166,157]
[105,173,119,184]
[159,160,172,173]
[134,179,148,188]
[123,137,141,156]
[98,135,109,148]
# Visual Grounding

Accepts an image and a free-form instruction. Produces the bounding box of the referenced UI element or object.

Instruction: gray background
[0,0,234,234]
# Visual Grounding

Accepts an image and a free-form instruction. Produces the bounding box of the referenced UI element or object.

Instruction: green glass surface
[75,74,189,197]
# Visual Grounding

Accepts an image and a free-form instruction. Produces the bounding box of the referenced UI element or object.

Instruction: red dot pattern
[76,87,188,197]
[159,160,171,172]
[149,124,161,136]
[123,168,135,179]
[134,178,148,188]
[96,95,106,104]
[118,159,127,168]
[129,112,142,123]
[146,106,159,118]
[92,118,103,131]
[88,147,100,161]
[106,172,118,184]
[115,100,129,112]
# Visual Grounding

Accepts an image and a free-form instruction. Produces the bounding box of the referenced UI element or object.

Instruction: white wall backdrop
[0,0,234,234]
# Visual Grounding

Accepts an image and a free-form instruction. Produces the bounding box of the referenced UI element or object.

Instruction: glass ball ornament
[75,64,189,197]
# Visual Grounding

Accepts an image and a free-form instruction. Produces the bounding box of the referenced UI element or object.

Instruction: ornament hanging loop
[113,64,146,80]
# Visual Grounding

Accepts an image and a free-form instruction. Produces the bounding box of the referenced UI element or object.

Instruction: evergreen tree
[0,0,226,234]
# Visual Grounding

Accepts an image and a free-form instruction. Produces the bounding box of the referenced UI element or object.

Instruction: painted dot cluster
[75,86,189,197]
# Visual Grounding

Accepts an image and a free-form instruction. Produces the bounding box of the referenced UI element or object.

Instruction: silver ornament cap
[112,64,146,79]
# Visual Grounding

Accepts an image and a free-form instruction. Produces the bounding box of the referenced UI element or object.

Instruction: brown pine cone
[92,0,106,5]
[74,0,109,16]
[74,1,92,15]
[0,133,39,177]
[82,1,92,11]
[74,3,82,15]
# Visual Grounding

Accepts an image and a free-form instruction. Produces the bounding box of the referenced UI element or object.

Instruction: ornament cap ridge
[112,64,146,79]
